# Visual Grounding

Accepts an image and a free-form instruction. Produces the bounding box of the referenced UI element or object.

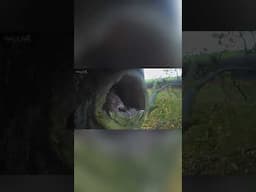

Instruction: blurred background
[75,130,181,192]
[75,0,181,68]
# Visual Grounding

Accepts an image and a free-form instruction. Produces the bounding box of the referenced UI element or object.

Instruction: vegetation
[142,77,182,129]
[183,32,256,174]
[183,77,256,174]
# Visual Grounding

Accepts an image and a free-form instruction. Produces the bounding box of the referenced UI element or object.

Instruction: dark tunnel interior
[110,74,146,110]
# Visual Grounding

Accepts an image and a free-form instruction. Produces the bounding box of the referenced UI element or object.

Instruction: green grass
[183,78,256,175]
[183,51,256,175]
[142,87,182,129]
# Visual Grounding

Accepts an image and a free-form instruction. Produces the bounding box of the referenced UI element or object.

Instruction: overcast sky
[144,68,182,80]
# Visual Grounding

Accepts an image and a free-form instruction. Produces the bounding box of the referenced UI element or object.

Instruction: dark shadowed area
[0,33,74,173]
[0,175,73,192]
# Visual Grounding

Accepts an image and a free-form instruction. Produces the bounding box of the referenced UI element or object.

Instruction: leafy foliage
[183,66,256,175]
[142,84,182,129]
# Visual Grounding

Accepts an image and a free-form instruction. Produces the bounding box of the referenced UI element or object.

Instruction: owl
[106,90,127,113]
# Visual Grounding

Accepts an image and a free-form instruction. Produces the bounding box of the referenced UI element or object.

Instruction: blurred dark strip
[183,176,256,192]
[0,175,73,192]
